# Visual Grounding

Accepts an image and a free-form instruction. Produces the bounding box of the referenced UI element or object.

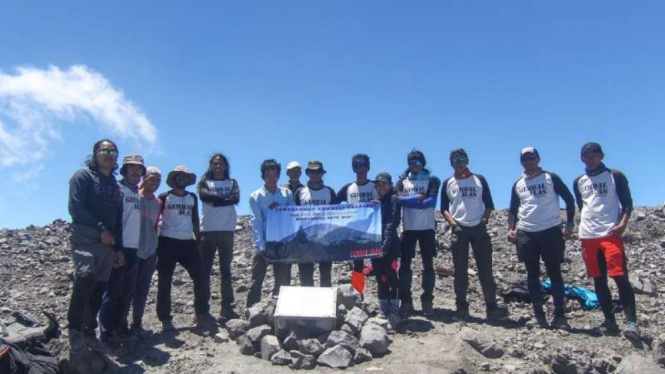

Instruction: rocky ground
[1,207,664,374]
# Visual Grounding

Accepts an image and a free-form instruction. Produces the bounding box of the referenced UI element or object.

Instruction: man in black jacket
[372,172,401,329]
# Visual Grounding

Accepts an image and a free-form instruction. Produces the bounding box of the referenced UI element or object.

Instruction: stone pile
[225,284,391,370]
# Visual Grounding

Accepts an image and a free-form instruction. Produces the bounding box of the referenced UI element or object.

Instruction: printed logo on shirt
[167,203,193,215]
[125,195,140,210]
[301,199,328,205]
[582,182,608,196]
[452,186,478,198]
[403,185,426,195]
[212,186,231,195]
[518,183,547,197]
[349,191,375,202]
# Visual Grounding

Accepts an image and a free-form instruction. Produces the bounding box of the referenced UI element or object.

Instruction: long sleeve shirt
[68,168,123,249]
[508,170,575,232]
[573,164,633,239]
[249,186,294,251]
[199,178,239,232]
[396,170,441,231]
[379,190,401,255]
[441,173,494,227]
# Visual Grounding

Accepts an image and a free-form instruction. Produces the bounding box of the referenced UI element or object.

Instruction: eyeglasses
[408,160,423,167]
[96,149,118,157]
[520,155,537,162]
[451,157,468,165]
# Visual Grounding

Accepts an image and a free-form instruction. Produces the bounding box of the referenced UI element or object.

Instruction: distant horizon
[2,1,664,228]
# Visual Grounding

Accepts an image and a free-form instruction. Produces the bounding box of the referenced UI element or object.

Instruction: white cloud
[0,65,157,167]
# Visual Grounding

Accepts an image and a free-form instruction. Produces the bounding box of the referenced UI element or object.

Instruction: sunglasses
[352,160,369,168]
[96,149,118,157]
[583,150,601,156]
[451,157,468,165]
[408,159,423,167]
[520,155,537,162]
[307,169,324,174]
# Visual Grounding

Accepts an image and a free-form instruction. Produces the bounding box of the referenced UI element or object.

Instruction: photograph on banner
[266,203,382,263]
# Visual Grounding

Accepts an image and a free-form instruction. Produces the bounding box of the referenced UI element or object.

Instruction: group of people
[66,138,640,359]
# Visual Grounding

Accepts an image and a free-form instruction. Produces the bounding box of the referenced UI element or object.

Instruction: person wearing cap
[573,142,639,339]
[441,148,508,321]
[372,172,402,329]
[247,159,294,308]
[294,160,338,287]
[197,153,241,320]
[99,154,146,345]
[337,154,379,296]
[126,166,162,337]
[284,161,304,194]
[157,166,213,331]
[395,149,441,317]
[506,147,575,330]
[67,139,124,355]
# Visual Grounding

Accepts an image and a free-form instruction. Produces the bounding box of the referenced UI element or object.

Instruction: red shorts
[581,235,626,278]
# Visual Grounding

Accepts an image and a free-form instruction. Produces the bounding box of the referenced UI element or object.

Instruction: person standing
[157,166,212,331]
[506,147,575,330]
[197,154,240,320]
[396,150,441,317]
[441,148,508,320]
[294,160,337,287]
[67,139,124,355]
[337,154,379,295]
[283,161,304,194]
[573,142,639,339]
[247,159,294,308]
[128,166,162,337]
[372,172,402,329]
[99,155,146,345]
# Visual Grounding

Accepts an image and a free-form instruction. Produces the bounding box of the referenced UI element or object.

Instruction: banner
[265,203,383,262]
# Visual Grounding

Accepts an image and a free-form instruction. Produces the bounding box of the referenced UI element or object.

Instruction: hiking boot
[161,320,176,333]
[220,305,240,321]
[622,322,640,341]
[399,300,414,319]
[527,309,548,329]
[421,300,434,317]
[453,304,470,321]
[387,299,401,330]
[550,314,571,331]
[598,318,620,336]
[68,328,87,354]
[84,331,111,353]
[130,324,152,338]
[195,312,217,328]
[486,303,509,321]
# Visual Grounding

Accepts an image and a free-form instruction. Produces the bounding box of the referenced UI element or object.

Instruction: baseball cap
[375,172,392,183]
[520,147,540,159]
[581,142,603,156]
[286,161,301,170]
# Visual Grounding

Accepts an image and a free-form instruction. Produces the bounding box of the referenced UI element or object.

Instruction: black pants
[372,253,398,300]
[517,227,565,312]
[594,250,636,322]
[451,223,497,307]
[99,247,139,335]
[200,231,235,308]
[298,262,332,287]
[399,229,436,303]
[156,236,209,322]
[246,253,292,308]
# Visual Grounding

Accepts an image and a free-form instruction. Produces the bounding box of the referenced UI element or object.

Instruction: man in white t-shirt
[441,149,508,321]
[506,147,575,330]
[573,142,639,340]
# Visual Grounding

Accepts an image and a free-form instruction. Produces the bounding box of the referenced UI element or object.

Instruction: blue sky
[1,1,663,229]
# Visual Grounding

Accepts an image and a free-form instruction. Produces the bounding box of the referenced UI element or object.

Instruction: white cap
[286,161,301,170]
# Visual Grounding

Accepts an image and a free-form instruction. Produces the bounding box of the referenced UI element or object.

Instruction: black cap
[581,142,603,156]
[375,172,392,184]
[449,148,468,160]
